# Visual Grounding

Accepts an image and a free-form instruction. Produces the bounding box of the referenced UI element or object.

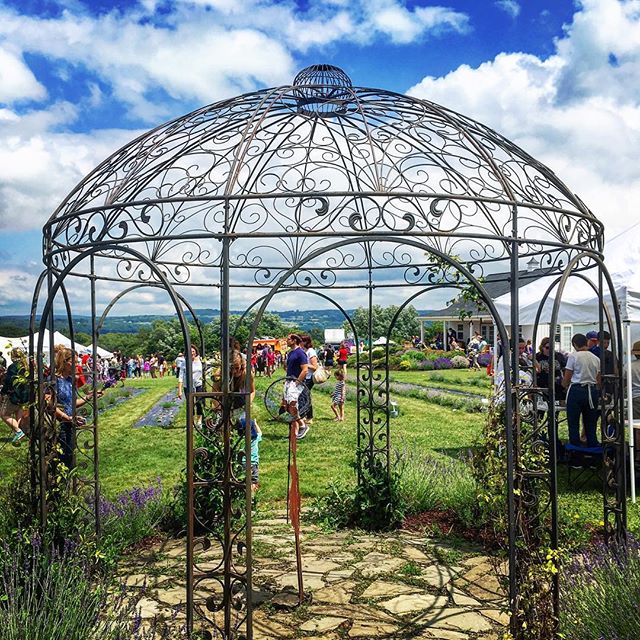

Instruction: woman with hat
[631,340,640,420]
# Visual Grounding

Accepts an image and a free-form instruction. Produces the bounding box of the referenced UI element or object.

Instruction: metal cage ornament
[30,64,626,640]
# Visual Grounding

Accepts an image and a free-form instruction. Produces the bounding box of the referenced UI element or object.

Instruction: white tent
[2,330,113,361]
[493,238,640,501]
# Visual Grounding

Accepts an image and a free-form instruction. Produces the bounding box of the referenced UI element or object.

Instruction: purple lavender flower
[433,357,453,370]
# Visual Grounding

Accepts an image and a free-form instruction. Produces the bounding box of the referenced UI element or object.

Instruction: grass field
[2,369,638,536]
[388,368,491,395]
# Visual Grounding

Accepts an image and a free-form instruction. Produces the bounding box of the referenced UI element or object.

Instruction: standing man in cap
[586,330,599,351]
[631,340,640,420]
[589,330,616,397]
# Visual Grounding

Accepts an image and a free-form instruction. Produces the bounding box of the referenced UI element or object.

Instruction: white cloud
[371,4,469,44]
[0,104,142,231]
[0,45,47,103]
[0,1,470,119]
[495,0,521,18]
[408,0,640,238]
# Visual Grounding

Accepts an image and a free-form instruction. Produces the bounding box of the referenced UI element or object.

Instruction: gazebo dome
[44,64,603,287]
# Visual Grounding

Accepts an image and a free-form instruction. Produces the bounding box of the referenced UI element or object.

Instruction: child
[331,369,346,422]
[237,413,262,497]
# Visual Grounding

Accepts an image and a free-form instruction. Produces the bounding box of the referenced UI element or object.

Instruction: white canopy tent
[1,330,113,363]
[493,239,640,502]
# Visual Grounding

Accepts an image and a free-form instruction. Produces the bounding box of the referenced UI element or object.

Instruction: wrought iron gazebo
[30,64,626,639]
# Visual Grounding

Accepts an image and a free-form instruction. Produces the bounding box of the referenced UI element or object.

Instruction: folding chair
[564,443,603,490]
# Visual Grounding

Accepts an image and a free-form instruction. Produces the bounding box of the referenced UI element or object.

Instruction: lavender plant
[0,535,187,640]
[397,447,479,527]
[560,540,640,640]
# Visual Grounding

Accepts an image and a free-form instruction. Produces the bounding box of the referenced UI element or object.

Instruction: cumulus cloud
[495,0,520,18]
[0,104,142,230]
[0,1,469,118]
[408,0,640,238]
[0,45,46,103]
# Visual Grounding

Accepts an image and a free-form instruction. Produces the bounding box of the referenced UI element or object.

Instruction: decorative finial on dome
[293,64,353,116]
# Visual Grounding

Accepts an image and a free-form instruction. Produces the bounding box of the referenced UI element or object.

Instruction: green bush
[370,346,386,359]
[450,355,470,369]
[310,458,405,532]
[0,536,186,640]
[401,349,426,361]
[398,448,479,529]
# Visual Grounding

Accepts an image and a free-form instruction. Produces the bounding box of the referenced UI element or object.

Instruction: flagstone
[299,616,349,632]
[157,586,187,606]
[313,580,356,604]
[355,553,405,578]
[276,571,326,591]
[348,620,400,637]
[418,629,469,639]
[382,593,449,615]
[421,564,454,588]
[403,545,432,562]
[301,557,341,573]
[426,608,494,633]
[449,587,481,607]
[361,580,422,599]
[136,597,163,618]
[325,567,355,582]
[481,609,510,625]
[253,611,295,637]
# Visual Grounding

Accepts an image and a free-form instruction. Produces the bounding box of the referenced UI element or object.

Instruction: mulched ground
[403,509,502,548]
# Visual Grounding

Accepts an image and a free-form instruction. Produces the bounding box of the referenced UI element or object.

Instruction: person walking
[283,334,309,440]
[301,335,318,426]
[337,341,349,376]
[331,369,346,421]
[180,346,204,425]
[51,347,103,468]
[175,352,186,399]
[0,348,29,444]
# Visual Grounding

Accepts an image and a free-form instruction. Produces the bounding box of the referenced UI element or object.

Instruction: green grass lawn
[3,368,638,537]
[388,368,492,395]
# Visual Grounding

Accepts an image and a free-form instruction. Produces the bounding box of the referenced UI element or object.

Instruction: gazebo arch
[30,64,626,639]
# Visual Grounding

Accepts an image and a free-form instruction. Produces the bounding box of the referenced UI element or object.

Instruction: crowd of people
[4,328,638,497]
[494,330,640,452]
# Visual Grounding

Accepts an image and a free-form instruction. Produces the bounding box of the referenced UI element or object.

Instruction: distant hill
[0,308,435,336]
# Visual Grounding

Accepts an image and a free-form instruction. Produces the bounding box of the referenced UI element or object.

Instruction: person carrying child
[331,369,346,422]
[237,413,262,498]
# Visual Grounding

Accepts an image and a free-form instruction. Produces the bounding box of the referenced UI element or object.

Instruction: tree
[208,311,295,352]
[344,305,420,343]
[422,320,443,344]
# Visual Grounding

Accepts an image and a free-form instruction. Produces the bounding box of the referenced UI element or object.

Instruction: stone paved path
[120,512,508,639]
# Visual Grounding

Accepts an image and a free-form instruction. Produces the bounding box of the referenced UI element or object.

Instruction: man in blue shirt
[284,334,309,439]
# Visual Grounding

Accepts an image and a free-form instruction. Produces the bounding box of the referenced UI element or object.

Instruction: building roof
[420,269,548,321]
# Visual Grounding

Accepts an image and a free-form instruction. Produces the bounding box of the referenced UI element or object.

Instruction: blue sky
[1,0,639,314]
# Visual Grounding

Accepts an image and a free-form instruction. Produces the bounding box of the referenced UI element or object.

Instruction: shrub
[99,480,168,565]
[417,360,434,371]
[370,346,386,359]
[422,348,466,362]
[560,540,640,640]
[402,349,426,361]
[398,359,412,371]
[310,457,405,532]
[450,355,470,369]
[398,448,479,528]
[432,357,453,370]
[0,536,186,640]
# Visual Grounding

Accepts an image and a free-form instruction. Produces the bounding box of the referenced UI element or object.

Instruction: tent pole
[626,321,636,503]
